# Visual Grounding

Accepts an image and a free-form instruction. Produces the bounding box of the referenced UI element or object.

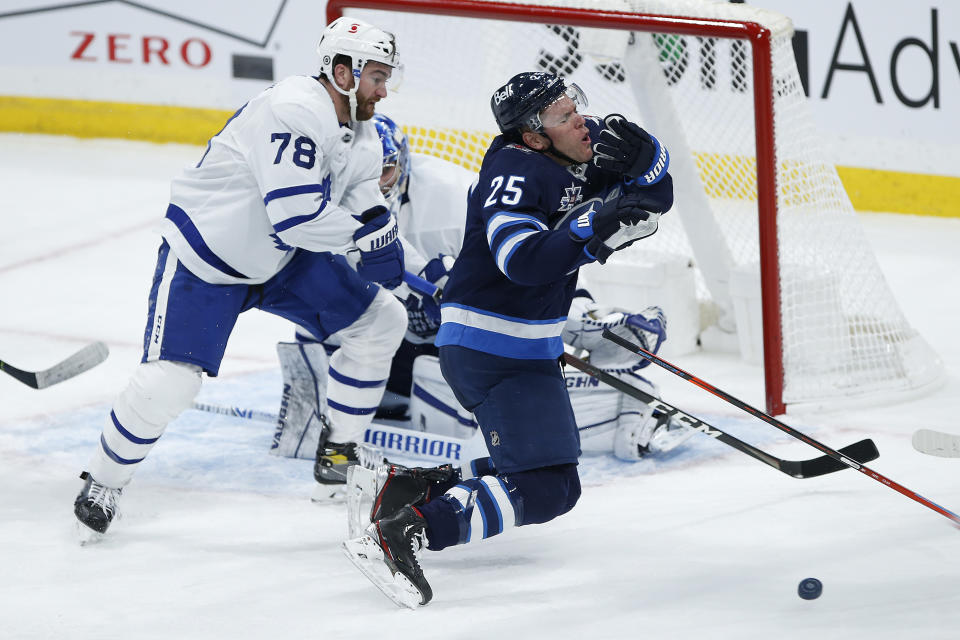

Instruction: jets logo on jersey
[558,184,583,212]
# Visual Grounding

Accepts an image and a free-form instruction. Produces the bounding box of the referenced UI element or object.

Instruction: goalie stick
[603,330,960,526]
[562,353,878,479]
[912,429,960,459]
[0,341,109,389]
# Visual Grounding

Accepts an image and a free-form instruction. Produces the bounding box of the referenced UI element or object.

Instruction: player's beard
[354,95,378,121]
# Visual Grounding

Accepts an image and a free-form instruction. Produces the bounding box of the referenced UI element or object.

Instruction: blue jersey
[436,118,629,360]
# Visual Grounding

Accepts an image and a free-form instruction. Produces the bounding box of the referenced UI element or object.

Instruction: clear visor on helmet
[533,83,588,130]
[379,147,407,214]
[379,149,402,194]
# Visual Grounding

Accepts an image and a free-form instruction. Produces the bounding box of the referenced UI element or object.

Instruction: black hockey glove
[593,114,670,186]
[568,188,669,264]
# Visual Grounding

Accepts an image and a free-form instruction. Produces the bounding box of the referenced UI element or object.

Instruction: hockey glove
[593,114,670,186]
[568,190,667,264]
[420,254,455,294]
[353,206,404,289]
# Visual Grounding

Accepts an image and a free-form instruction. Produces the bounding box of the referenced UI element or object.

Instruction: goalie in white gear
[73,16,407,539]
[276,113,693,466]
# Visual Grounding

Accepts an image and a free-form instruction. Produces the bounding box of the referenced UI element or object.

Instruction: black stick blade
[774,439,879,478]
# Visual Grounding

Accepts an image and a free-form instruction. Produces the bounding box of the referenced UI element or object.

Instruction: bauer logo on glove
[592,114,670,186]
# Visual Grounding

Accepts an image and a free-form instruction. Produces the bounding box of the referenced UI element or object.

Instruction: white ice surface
[1,134,959,639]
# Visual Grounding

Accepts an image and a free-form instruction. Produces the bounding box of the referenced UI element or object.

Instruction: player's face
[354,61,393,121]
[540,96,592,163]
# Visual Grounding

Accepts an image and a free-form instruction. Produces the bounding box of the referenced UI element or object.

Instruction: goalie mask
[490,71,588,134]
[317,17,400,122]
[372,113,410,216]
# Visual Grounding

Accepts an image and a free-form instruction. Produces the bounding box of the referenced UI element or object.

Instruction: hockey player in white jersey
[275,113,693,468]
[73,17,408,540]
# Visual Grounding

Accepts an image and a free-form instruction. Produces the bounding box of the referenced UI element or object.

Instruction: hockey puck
[798,578,822,600]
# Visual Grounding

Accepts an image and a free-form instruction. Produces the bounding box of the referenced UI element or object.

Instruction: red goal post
[327,0,942,415]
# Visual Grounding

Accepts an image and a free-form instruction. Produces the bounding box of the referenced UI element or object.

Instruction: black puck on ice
[798,578,823,600]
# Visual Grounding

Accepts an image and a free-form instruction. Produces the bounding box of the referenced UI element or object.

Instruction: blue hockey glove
[593,114,670,186]
[420,254,455,293]
[353,206,404,289]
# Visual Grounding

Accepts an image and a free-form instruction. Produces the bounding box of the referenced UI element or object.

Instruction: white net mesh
[345,0,942,410]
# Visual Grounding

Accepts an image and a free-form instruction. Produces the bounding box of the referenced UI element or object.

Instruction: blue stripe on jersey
[412,383,478,428]
[476,480,503,538]
[196,103,247,168]
[484,211,547,246]
[436,325,564,360]
[328,366,386,389]
[437,303,565,357]
[437,302,566,358]
[493,228,538,278]
[164,204,250,280]
[267,174,333,233]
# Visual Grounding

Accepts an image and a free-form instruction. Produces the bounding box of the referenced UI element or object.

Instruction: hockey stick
[912,429,960,459]
[0,341,109,389]
[191,401,278,423]
[190,402,487,464]
[562,353,878,479]
[602,330,960,525]
[403,271,439,298]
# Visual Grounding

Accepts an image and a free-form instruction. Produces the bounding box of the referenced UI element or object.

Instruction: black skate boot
[342,505,432,608]
[371,463,456,522]
[73,471,122,539]
[313,419,383,501]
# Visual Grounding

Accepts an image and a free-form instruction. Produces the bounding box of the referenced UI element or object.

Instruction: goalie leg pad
[89,360,202,488]
[409,355,478,439]
[271,341,330,459]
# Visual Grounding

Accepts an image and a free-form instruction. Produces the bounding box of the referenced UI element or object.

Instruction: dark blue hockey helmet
[490,71,588,134]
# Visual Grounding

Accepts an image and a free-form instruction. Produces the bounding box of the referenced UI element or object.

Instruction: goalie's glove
[593,114,670,186]
[403,254,453,339]
[353,206,404,289]
[420,254,455,294]
[568,189,669,264]
[565,303,667,369]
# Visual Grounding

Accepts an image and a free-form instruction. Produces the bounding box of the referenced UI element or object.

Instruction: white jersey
[159,75,385,285]
[396,154,476,275]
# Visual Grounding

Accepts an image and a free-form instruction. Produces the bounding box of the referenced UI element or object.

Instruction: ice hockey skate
[346,462,455,537]
[313,421,385,502]
[73,471,122,544]
[342,505,432,608]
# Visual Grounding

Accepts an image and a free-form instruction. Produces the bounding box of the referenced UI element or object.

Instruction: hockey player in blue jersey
[72,17,408,540]
[343,71,674,607]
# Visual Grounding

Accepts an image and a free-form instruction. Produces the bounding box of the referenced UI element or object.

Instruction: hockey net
[328,0,943,414]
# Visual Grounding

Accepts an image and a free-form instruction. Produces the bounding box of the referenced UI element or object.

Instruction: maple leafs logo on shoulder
[558,184,583,212]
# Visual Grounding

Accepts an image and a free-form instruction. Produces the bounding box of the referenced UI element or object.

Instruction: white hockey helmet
[317,17,400,121]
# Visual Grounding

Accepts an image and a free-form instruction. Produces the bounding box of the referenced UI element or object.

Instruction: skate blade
[76,521,106,546]
[345,465,377,538]
[311,482,347,503]
[341,535,424,609]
